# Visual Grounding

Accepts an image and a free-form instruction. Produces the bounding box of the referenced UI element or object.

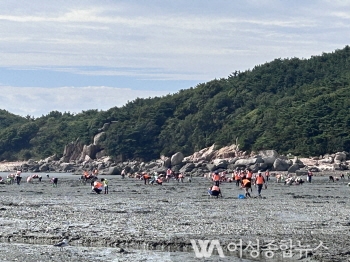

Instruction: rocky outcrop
[93,132,106,146]
[15,127,350,177]
[184,143,242,162]
[61,139,84,162]
[79,144,101,162]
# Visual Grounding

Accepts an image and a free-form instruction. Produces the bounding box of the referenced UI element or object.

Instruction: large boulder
[288,163,300,173]
[273,158,290,171]
[80,144,101,161]
[235,157,263,166]
[213,144,240,159]
[334,152,346,163]
[171,152,184,166]
[259,150,279,165]
[212,159,228,169]
[180,163,196,173]
[184,144,217,162]
[105,166,120,175]
[162,157,171,168]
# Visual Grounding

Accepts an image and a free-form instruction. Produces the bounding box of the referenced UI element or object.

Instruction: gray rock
[212,159,228,169]
[288,164,300,173]
[39,164,49,172]
[145,162,157,169]
[163,158,171,168]
[180,163,195,173]
[334,152,346,163]
[93,132,106,146]
[273,158,290,171]
[259,150,279,165]
[105,166,120,175]
[60,163,74,172]
[171,152,184,166]
[296,169,308,176]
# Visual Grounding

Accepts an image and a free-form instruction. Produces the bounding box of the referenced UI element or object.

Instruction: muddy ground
[0,172,350,262]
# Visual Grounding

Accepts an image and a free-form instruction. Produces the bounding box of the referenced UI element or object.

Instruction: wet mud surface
[0,173,350,261]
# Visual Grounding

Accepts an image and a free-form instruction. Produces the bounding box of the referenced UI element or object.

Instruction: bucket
[238,194,246,199]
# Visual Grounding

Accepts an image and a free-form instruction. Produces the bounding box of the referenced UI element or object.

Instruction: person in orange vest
[143,173,150,185]
[234,171,241,187]
[208,185,223,198]
[93,180,104,194]
[255,172,266,197]
[156,177,163,185]
[213,171,220,186]
[241,177,252,198]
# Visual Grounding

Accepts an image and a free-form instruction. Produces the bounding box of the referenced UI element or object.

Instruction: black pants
[214,181,220,186]
[94,188,102,194]
[16,177,22,185]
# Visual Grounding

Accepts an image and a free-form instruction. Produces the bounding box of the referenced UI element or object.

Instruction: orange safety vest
[242,179,251,186]
[213,174,220,181]
[247,171,252,178]
[235,174,240,180]
[256,175,265,184]
[212,185,220,191]
[94,182,103,188]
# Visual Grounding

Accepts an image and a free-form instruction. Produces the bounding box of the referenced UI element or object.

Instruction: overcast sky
[0,0,349,117]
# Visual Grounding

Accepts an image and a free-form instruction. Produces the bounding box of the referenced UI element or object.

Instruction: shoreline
[0,161,26,172]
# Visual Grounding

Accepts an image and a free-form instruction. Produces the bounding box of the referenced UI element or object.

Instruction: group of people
[208,169,268,199]
[91,178,109,194]
[138,169,191,185]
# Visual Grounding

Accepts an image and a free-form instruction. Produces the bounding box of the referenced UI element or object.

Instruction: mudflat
[0,173,349,262]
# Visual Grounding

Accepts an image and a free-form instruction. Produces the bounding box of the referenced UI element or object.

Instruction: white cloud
[0,0,348,115]
[0,86,170,117]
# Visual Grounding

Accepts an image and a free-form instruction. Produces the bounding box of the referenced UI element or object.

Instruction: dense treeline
[1,46,350,161]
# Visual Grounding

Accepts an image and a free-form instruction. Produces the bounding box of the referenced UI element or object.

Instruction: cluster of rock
[16,140,350,176]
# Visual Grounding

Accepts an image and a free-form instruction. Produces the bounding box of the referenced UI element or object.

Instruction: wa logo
[190,239,225,258]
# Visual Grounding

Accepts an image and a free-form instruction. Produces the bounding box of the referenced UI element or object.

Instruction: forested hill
[1,46,350,162]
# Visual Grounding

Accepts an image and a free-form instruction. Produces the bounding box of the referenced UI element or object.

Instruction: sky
[0,0,349,117]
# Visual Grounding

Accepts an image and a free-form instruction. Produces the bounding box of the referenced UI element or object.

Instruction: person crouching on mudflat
[208,185,223,198]
[93,181,103,194]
